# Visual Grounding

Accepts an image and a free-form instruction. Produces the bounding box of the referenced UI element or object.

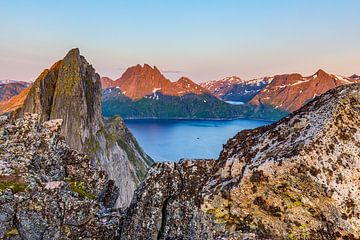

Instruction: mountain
[200,76,244,98]
[101,64,178,99]
[0,87,31,115]
[250,69,360,112]
[173,76,209,95]
[101,65,287,120]
[102,87,287,120]
[350,74,360,81]
[120,83,360,239]
[0,114,120,238]
[200,76,273,103]
[1,49,153,208]
[101,64,209,99]
[100,76,116,89]
[0,80,30,101]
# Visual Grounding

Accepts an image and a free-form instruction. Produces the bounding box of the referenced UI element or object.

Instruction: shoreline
[122,116,276,122]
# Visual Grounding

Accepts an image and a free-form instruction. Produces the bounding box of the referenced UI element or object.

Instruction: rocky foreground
[0,114,120,239]
[121,83,360,239]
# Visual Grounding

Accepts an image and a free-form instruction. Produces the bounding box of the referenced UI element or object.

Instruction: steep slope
[102,87,287,120]
[250,69,359,112]
[0,80,30,101]
[4,49,153,208]
[0,87,31,115]
[0,114,120,239]
[120,83,360,239]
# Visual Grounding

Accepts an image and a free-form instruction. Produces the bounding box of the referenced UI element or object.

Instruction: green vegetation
[102,90,288,121]
[0,179,27,193]
[5,228,19,237]
[66,178,96,200]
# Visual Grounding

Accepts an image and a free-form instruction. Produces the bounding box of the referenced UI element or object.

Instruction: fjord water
[125,119,272,162]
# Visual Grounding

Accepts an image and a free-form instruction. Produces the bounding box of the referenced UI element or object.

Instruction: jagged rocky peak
[14,48,102,151]
[0,113,120,239]
[121,83,360,239]
[7,48,153,208]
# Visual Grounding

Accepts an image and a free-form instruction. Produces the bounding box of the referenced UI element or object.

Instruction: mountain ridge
[101,64,209,100]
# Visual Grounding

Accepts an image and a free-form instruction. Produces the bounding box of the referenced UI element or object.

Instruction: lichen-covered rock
[0,113,121,239]
[10,49,153,208]
[121,83,360,239]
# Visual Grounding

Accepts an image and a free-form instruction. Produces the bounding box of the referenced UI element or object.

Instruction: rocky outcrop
[250,69,359,112]
[0,80,30,101]
[4,49,153,208]
[0,114,120,239]
[121,83,360,239]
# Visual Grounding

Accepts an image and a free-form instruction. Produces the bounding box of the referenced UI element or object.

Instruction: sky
[0,0,359,83]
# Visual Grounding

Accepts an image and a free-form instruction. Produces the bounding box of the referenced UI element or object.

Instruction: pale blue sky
[0,0,359,82]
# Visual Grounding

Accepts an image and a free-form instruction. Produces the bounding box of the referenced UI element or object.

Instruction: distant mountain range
[1,66,358,121]
[0,80,29,101]
[201,70,360,112]
[101,65,286,120]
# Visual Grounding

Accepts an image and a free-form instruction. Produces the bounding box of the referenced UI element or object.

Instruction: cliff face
[12,49,153,208]
[121,83,360,239]
[0,114,120,239]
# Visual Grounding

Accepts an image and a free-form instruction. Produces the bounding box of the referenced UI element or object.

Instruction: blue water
[125,119,272,162]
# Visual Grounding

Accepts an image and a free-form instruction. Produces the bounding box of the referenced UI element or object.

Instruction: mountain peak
[3,48,153,208]
[350,74,360,80]
[173,76,208,95]
[177,76,192,83]
[66,47,80,56]
[315,68,329,76]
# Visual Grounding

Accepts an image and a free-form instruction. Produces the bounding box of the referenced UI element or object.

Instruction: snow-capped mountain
[200,76,273,103]
[250,69,360,112]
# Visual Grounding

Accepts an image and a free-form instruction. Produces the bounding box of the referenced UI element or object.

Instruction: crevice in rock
[157,163,185,240]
